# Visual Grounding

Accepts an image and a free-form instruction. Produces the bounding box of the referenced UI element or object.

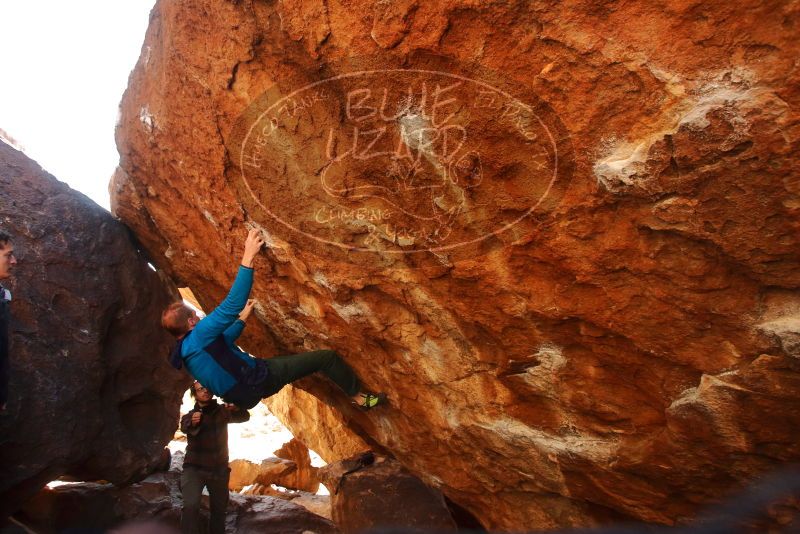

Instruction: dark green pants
[180,465,229,534]
[262,349,361,397]
[223,349,362,408]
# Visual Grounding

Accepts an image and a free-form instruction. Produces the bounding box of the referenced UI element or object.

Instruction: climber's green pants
[263,349,362,397]
[223,349,361,409]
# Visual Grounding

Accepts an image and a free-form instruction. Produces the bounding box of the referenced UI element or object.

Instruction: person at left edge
[0,231,17,412]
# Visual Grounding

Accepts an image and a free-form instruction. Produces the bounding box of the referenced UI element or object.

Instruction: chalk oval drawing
[235,60,573,262]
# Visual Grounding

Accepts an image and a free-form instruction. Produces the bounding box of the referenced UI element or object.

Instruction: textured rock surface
[318,454,456,534]
[0,142,187,517]
[264,386,371,463]
[274,438,320,493]
[238,484,332,521]
[113,0,800,530]
[232,495,338,534]
[289,493,332,521]
[229,457,296,492]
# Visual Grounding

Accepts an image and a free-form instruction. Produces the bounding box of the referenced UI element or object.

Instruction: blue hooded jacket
[169,266,267,399]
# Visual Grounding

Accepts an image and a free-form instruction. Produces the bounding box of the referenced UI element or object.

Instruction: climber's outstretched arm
[189,230,264,348]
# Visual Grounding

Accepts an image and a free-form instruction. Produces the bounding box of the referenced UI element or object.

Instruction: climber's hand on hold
[242,228,265,268]
[239,299,256,322]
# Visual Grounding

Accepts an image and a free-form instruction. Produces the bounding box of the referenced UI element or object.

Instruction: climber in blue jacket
[162,228,386,411]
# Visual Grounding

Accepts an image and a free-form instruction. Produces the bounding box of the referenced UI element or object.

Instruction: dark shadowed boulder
[318,454,456,534]
[230,493,338,534]
[0,141,188,517]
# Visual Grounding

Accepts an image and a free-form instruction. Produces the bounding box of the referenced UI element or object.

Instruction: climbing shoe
[357,392,387,411]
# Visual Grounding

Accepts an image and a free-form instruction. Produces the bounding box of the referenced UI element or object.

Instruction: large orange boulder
[113,0,800,529]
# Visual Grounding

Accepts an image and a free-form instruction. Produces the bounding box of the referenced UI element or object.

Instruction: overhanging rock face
[0,142,187,517]
[113,0,800,529]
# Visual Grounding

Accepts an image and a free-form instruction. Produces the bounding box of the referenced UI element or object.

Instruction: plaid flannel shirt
[179,400,249,470]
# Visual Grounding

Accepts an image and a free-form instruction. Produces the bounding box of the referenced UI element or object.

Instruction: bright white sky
[0,1,155,210]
